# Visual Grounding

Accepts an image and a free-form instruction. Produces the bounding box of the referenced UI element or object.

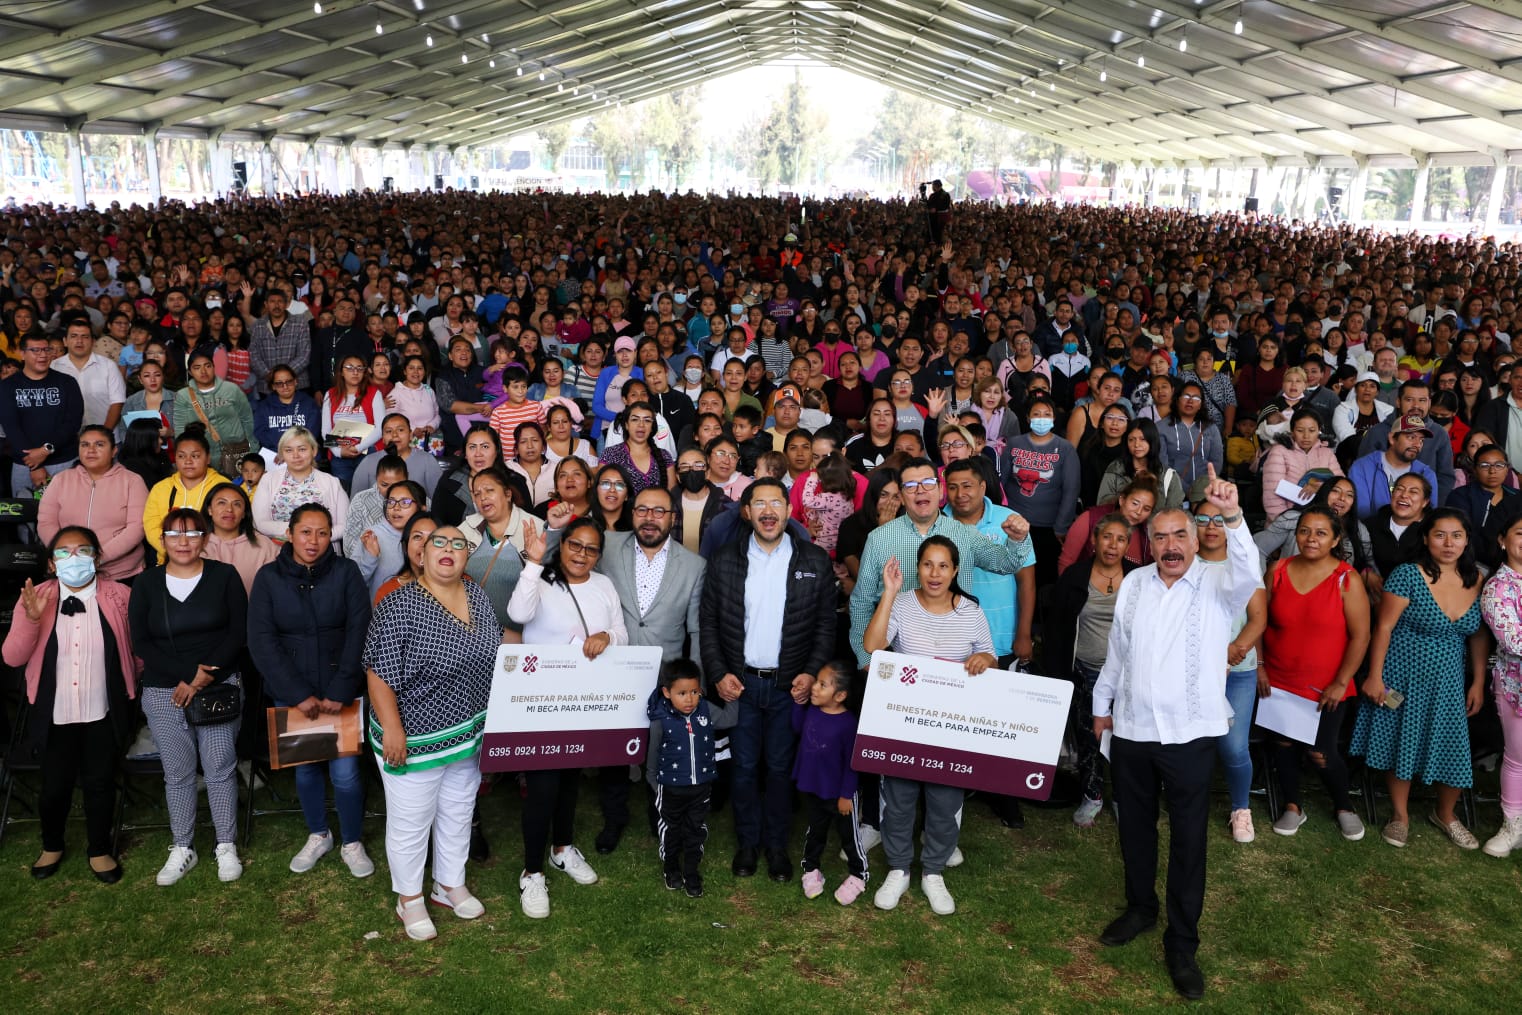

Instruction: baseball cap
[613,336,637,354]
[1355,370,1380,386]
[1392,413,1434,438]
[773,384,803,405]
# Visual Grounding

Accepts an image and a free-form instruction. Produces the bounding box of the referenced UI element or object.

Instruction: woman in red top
[1261,503,1371,841]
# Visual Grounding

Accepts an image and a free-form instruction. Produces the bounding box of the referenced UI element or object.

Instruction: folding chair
[239,669,303,848]
[0,700,44,847]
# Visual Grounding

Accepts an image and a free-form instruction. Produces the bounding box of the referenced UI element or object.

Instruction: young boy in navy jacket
[647,658,716,898]
[792,661,868,905]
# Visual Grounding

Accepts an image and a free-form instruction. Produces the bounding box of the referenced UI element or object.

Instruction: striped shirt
[885,590,994,661]
[488,398,546,459]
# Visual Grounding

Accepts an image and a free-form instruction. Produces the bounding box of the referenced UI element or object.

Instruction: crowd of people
[4,187,1522,1000]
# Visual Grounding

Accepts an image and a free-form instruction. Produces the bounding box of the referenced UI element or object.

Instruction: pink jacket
[2,578,139,704]
[37,463,149,581]
[1260,443,1344,520]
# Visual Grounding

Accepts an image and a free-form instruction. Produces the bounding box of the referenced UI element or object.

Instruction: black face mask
[1106,346,1125,361]
[679,471,707,493]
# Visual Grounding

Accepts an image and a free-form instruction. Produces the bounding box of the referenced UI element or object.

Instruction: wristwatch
[42,443,54,454]
[1221,512,1243,524]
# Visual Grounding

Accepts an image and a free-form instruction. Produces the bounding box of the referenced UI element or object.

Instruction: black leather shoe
[731,847,758,877]
[91,859,123,885]
[766,848,792,882]
[1099,909,1157,946]
[1166,951,1205,1001]
[595,823,626,855]
[30,853,63,880]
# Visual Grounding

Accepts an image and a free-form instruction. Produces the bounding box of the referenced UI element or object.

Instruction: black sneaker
[765,848,792,883]
[731,847,758,877]
[664,870,683,891]
[595,823,626,855]
[685,878,704,898]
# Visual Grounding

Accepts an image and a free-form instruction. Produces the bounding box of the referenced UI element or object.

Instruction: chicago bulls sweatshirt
[998,433,1081,534]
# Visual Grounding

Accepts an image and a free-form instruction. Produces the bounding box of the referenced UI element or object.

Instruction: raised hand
[882,556,904,598]
[19,578,48,623]
[521,519,546,564]
[925,388,949,419]
[1201,462,1240,516]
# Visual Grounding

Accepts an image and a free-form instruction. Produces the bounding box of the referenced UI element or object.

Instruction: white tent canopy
[1,0,1521,170]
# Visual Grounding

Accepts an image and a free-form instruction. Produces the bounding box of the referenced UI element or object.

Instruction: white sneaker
[215,842,243,882]
[1483,814,1522,858]
[1073,796,1105,828]
[289,831,334,873]
[520,871,550,919]
[840,825,883,861]
[550,845,599,885]
[396,896,437,941]
[430,882,485,919]
[155,845,197,886]
[873,869,911,910]
[921,873,956,916]
[341,841,375,878]
[946,846,964,868]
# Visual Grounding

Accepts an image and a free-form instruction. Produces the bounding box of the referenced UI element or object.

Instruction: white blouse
[507,562,629,647]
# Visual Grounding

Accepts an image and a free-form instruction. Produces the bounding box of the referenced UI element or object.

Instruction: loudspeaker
[382,176,394,193]
[1328,186,1344,207]
[470,175,479,190]
[1243,197,1259,213]
[433,174,444,190]
[232,160,248,190]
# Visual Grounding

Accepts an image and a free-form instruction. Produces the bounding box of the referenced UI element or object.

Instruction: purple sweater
[791,703,859,800]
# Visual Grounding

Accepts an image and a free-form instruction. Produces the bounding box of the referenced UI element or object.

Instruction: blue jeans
[327,452,361,490]
[1217,670,1258,812]
[728,675,798,850]
[276,700,365,843]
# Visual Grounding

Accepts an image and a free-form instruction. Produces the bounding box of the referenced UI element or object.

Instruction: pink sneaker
[1229,808,1255,844]
[801,869,825,899]
[834,875,866,906]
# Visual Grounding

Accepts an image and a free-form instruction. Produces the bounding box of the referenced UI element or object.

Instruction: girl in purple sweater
[792,661,867,906]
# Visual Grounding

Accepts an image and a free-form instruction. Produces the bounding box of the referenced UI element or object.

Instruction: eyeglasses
[564,538,602,557]
[633,505,672,518]
[385,497,417,508]
[901,478,940,492]
[428,535,472,551]
[598,480,627,492]
[1180,393,1202,402]
[938,440,969,452]
[1194,514,1227,528]
[52,546,97,560]
[342,364,366,373]
[1477,461,1510,471]
[710,449,737,460]
[627,416,656,426]
[749,498,788,511]
[164,530,205,540]
[272,378,296,387]
[891,379,912,387]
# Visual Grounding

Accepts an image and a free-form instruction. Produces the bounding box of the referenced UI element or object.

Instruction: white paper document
[1254,690,1321,745]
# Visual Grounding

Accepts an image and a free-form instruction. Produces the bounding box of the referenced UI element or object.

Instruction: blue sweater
[252,391,321,453]
[791,702,859,800]
[647,688,717,787]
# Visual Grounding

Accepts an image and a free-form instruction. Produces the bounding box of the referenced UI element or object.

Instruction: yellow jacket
[143,468,230,562]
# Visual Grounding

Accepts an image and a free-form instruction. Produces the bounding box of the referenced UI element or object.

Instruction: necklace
[1092,565,1123,593]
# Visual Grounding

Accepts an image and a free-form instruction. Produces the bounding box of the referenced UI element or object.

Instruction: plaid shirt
[249,315,312,390]
[848,513,1035,666]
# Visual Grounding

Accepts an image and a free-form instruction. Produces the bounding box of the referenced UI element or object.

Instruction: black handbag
[186,679,241,726]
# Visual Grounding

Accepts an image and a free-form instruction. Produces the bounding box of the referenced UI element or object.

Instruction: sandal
[1427,813,1479,850]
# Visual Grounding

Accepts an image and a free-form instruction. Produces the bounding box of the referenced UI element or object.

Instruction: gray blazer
[596,531,705,668]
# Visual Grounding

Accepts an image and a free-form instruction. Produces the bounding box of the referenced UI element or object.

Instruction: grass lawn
[3,765,1521,1015]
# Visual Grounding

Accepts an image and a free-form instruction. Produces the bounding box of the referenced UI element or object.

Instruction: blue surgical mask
[730,304,744,316]
[673,293,687,305]
[55,555,96,588]
[1029,417,1055,436]
[1062,341,1078,355]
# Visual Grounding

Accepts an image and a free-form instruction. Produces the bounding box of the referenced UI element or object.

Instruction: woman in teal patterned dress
[1351,508,1489,851]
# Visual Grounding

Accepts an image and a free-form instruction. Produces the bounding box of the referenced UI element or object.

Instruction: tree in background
[539,122,571,172]
[586,111,637,190]
[645,89,702,189]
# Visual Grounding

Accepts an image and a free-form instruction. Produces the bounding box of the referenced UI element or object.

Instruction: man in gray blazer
[594,485,705,854]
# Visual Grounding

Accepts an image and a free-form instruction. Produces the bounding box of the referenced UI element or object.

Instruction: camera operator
[921,180,952,244]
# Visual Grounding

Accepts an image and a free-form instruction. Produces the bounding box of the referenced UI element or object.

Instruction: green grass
[3,768,1521,1014]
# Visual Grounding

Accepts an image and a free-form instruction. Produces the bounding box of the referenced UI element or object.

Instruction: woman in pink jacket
[2,525,138,883]
[37,425,150,583]
[1261,408,1344,522]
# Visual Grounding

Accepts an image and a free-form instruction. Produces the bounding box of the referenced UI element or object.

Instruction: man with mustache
[1091,464,1258,1002]
[594,486,707,855]
[699,479,836,883]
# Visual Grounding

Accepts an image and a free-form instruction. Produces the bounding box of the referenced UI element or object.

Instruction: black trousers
[522,768,580,875]
[656,783,711,885]
[598,764,632,829]
[801,793,867,880]
[40,716,119,856]
[1111,735,1215,958]
[1273,700,1355,813]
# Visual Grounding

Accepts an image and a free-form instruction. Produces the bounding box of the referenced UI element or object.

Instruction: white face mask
[684,367,703,383]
